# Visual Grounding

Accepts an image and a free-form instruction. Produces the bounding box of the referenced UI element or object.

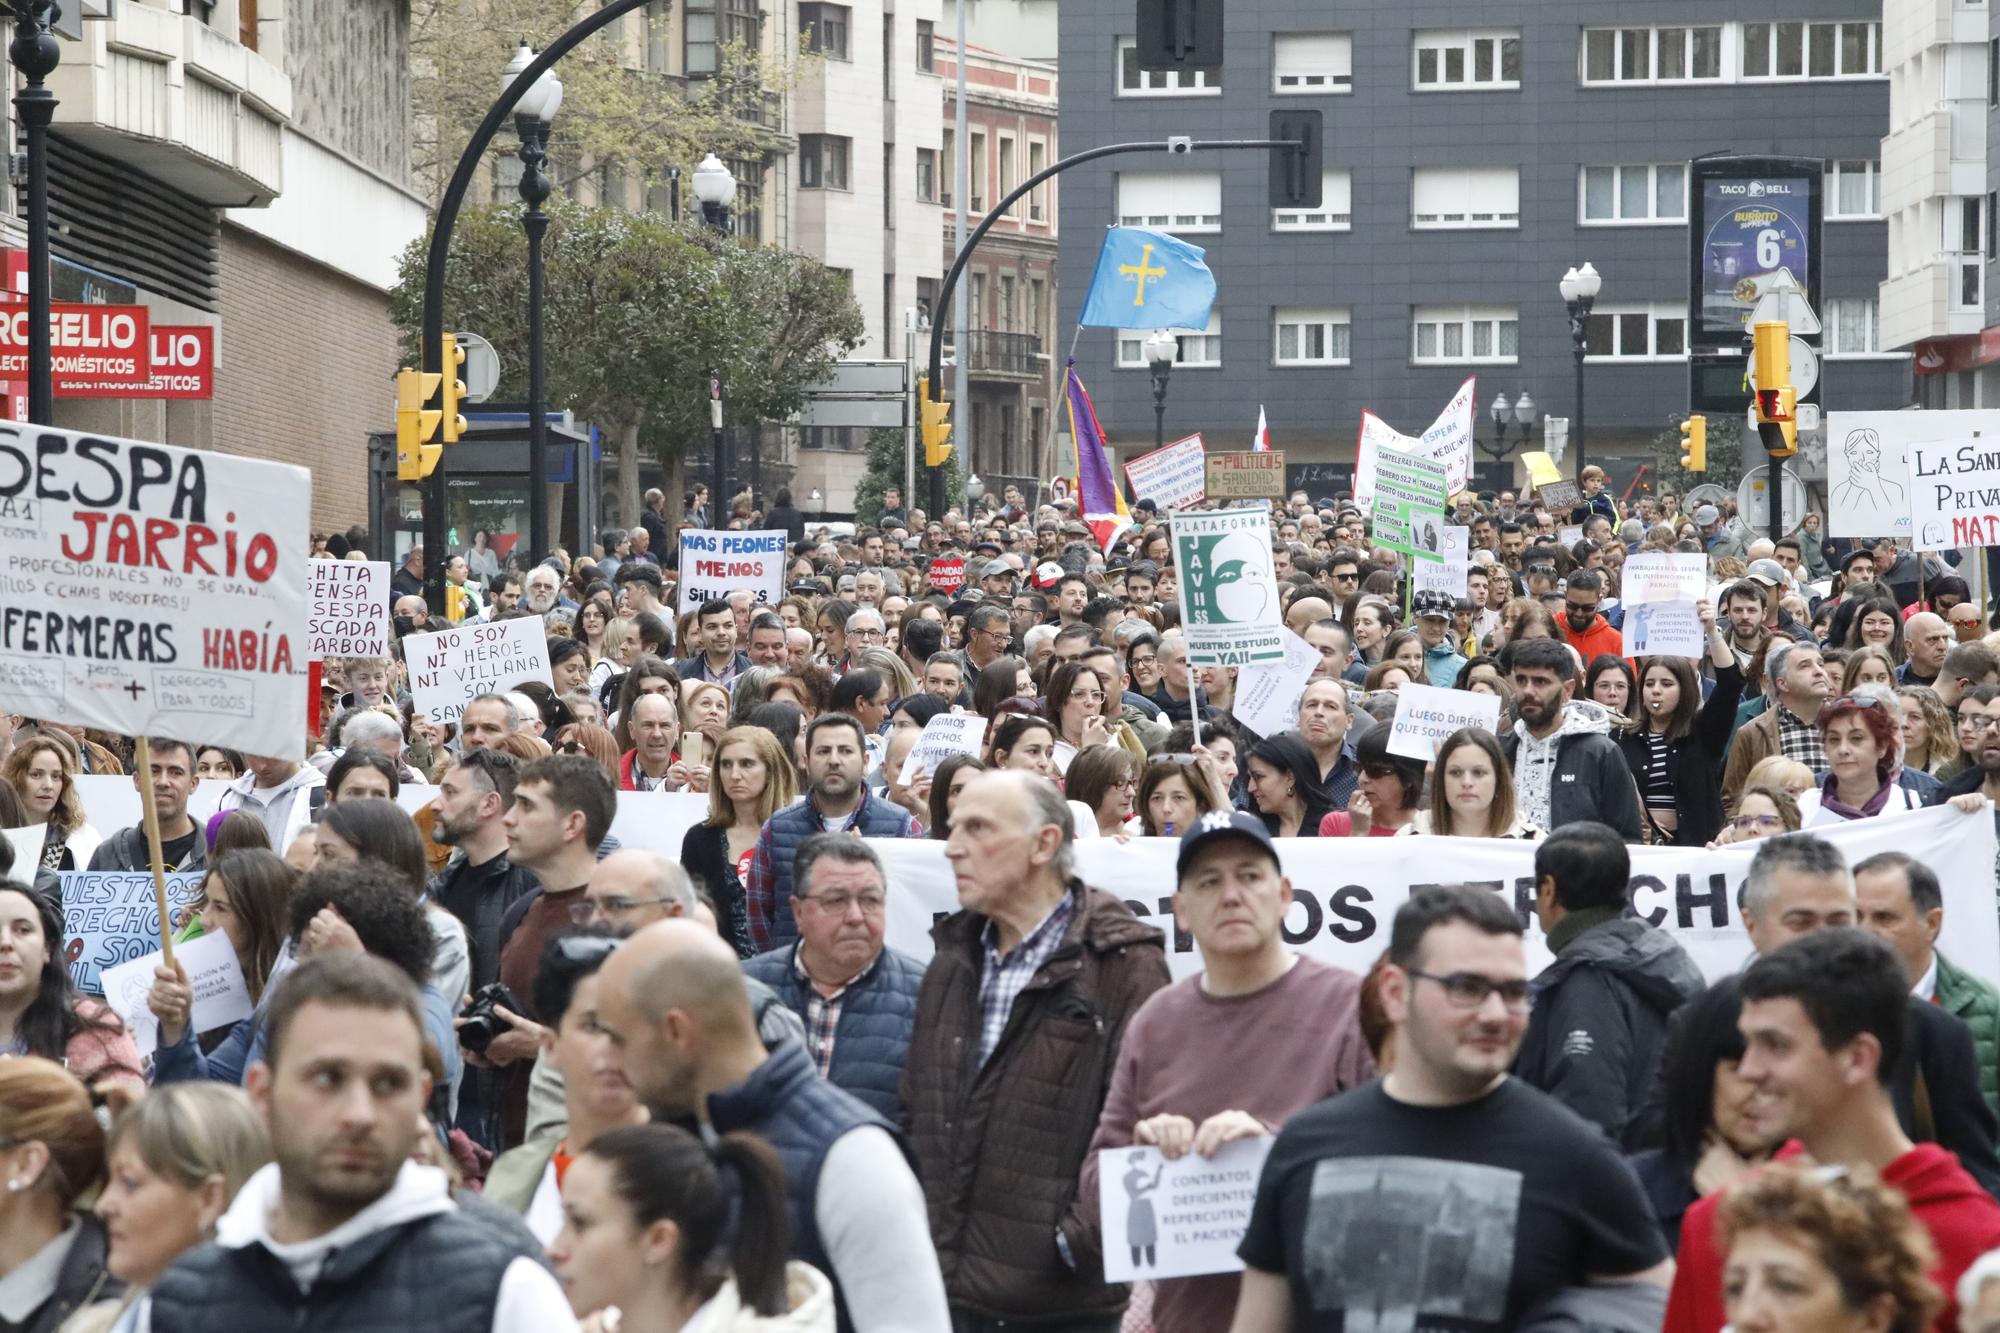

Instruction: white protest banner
[1352,376,1475,511]
[677,528,787,614]
[405,619,552,725]
[1169,509,1285,666]
[60,870,205,996]
[1908,432,2000,551]
[1372,451,1449,563]
[874,803,2000,986]
[900,713,987,784]
[2,823,45,875]
[1099,1138,1274,1283]
[0,425,312,760]
[1123,434,1207,511]
[1234,628,1321,738]
[1824,410,1958,540]
[100,930,252,1058]
[1386,682,1503,761]
[1412,526,1470,598]
[1624,601,1706,657]
[1621,553,1709,606]
[306,559,391,660]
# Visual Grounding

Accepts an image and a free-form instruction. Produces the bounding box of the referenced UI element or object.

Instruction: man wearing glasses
[1232,885,1672,1333]
[744,834,926,1119]
[1514,823,1701,1143]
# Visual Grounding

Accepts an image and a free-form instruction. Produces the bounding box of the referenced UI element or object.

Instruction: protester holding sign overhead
[1615,604,1744,847]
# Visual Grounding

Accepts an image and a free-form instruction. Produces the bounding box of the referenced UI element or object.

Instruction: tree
[1649,412,1748,499]
[853,426,963,527]
[387,199,864,526]
[408,0,805,204]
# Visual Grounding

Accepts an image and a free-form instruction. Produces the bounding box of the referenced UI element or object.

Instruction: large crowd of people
[3,473,2000,1330]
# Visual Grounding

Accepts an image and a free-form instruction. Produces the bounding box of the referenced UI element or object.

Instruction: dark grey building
[1057,3,1909,495]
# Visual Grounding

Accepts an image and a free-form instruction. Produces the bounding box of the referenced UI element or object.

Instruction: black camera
[458,982,524,1056]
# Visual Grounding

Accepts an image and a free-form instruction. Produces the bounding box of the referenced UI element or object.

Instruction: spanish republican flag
[1062,361,1132,554]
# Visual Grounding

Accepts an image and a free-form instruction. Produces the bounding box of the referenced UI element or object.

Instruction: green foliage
[387,199,865,468]
[853,427,962,523]
[1650,412,1748,496]
[408,0,805,203]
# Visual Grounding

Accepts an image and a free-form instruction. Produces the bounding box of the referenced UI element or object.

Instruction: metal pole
[10,3,59,426]
[421,0,653,615]
[1151,362,1168,452]
[710,373,724,513]
[950,0,968,520]
[904,307,917,507]
[518,116,553,565]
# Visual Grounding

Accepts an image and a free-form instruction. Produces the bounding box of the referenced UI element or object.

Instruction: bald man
[1284,595,1334,636]
[597,921,947,1332]
[1902,611,1953,687]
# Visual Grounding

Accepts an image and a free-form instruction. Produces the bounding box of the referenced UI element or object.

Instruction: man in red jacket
[1556,567,1624,668]
[1665,929,2000,1333]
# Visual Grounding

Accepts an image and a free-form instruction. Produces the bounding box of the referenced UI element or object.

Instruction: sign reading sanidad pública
[1169,508,1285,666]
[0,425,312,760]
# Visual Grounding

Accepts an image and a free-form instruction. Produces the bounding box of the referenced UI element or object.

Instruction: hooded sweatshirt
[1557,610,1625,668]
[1663,1141,2000,1333]
[682,1263,837,1332]
[136,1162,575,1333]
[1505,699,1644,842]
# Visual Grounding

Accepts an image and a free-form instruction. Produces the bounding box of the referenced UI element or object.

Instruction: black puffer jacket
[1513,914,1704,1146]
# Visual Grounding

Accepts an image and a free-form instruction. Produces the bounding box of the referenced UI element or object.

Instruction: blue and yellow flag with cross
[1077,227,1216,331]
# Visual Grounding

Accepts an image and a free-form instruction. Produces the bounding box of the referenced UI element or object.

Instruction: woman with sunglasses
[1799,691,1945,825]
[1319,728,1422,837]
[683,726,797,959]
[1615,601,1742,846]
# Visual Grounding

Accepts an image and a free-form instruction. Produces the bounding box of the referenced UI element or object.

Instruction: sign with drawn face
[1824,411,2000,540]
[1169,508,1285,666]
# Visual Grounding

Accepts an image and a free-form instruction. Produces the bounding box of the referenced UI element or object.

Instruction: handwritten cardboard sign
[1386,682,1503,761]
[677,528,787,614]
[405,619,552,725]
[60,870,206,997]
[306,559,391,660]
[899,713,987,784]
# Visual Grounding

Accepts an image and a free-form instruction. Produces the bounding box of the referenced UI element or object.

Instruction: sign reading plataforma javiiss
[1169,508,1285,666]
[0,424,311,759]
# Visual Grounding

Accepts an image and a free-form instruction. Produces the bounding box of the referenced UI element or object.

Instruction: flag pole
[133,736,176,968]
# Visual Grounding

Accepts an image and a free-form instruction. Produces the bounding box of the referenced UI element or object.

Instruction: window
[1273,308,1352,365]
[940,129,952,205]
[1412,307,1519,363]
[799,134,850,190]
[1579,163,1686,224]
[1117,170,1223,232]
[1413,30,1522,90]
[1028,141,1048,220]
[970,132,986,210]
[969,273,985,327]
[1116,36,1221,95]
[1273,33,1353,92]
[1990,37,1998,104]
[999,275,1016,330]
[916,19,935,72]
[1742,22,1881,78]
[1272,170,1352,230]
[1581,305,1688,359]
[998,136,1016,214]
[916,276,939,326]
[1826,298,1882,355]
[884,145,895,227]
[686,0,762,76]
[1412,167,1519,228]
[1581,25,1723,83]
[1825,160,1881,219]
[1119,312,1222,367]
[1028,277,1046,333]
[916,147,937,202]
[799,4,850,58]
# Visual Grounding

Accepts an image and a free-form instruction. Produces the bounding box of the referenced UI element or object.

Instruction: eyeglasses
[1957,712,2000,733]
[1359,763,1398,779]
[568,896,674,923]
[1731,813,1784,833]
[1408,970,1532,1013]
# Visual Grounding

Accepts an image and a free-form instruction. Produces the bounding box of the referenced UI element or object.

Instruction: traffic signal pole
[416,0,653,615]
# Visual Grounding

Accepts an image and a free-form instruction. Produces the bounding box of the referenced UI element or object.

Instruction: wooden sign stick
[133,736,176,968]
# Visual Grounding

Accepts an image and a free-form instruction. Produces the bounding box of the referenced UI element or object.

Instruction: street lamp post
[693,154,737,504]
[1559,262,1602,487]
[1478,390,1539,463]
[1143,329,1178,453]
[504,43,563,567]
[10,3,59,425]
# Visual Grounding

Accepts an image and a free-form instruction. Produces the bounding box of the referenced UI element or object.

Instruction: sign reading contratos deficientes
[0,425,312,759]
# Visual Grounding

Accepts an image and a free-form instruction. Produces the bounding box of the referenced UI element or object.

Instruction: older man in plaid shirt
[1723,639,1832,812]
[900,771,1169,1332]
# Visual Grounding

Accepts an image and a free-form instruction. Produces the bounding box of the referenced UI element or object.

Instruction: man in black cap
[979,557,1018,599]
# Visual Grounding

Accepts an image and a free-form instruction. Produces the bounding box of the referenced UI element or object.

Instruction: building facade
[1057,3,1910,493]
[936,35,1058,486]
[1881,0,1998,408]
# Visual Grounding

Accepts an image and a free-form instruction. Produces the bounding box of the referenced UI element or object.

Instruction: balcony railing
[946,329,1042,375]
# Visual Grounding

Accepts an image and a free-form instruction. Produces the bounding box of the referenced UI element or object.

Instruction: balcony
[949,329,1043,377]
[46,4,291,208]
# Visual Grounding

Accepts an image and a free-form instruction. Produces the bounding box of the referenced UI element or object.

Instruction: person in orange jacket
[1556,568,1625,669]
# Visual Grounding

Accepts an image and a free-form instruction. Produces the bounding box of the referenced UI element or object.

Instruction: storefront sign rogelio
[0,427,312,760]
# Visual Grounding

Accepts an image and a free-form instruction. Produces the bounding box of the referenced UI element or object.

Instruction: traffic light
[395,367,444,481]
[1678,414,1707,473]
[439,332,469,443]
[1268,110,1323,209]
[919,375,953,467]
[1751,319,1798,458]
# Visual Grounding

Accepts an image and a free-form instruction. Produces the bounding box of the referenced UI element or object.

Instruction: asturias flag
[1062,363,1133,554]
[1078,227,1217,331]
